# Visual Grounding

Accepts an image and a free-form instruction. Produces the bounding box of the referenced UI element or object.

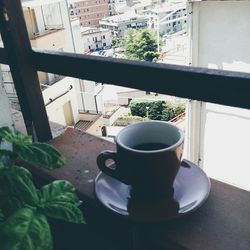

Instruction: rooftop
[100,10,148,23]
[150,2,186,14]
[81,26,110,34]
[22,0,62,8]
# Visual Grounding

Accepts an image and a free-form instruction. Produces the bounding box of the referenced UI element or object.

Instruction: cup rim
[115,121,184,154]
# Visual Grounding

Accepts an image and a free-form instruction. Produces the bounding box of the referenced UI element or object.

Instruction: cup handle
[97,150,118,179]
[181,159,191,168]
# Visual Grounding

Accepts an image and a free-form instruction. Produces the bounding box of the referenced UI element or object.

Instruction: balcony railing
[30,27,64,40]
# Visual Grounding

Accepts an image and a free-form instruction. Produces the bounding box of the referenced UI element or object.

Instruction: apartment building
[81,27,112,51]
[1,0,104,129]
[99,11,148,37]
[144,3,187,35]
[72,0,115,27]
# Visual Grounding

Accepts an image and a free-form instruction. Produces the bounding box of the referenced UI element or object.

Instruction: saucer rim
[94,159,211,222]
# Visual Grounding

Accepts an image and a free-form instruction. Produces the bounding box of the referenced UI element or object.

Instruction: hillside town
[1,0,188,140]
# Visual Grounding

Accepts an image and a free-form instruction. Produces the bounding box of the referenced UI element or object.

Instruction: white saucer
[95,160,211,222]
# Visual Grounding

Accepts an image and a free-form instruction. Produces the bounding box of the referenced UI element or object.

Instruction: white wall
[201,103,250,191]
[59,1,76,53]
[82,80,97,93]
[27,1,75,53]
[79,80,104,113]
[103,106,128,126]
[117,90,175,105]
[43,77,79,126]
[82,92,103,113]
[30,29,66,50]
[192,1,250,71]
[82,29,112,52]
[34,3,62,35]
[71,19,84,53]
[190,1,250,190]
[0,80,12,128]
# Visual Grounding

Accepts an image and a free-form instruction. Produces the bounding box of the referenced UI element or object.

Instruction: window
[103,35,105,39]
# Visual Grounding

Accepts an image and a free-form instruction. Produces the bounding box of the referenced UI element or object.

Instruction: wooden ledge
[25,128,250,250]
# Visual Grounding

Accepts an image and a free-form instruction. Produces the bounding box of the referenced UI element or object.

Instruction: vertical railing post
[0,0,52,141]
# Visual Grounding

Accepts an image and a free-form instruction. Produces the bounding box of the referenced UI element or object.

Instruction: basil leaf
[2,197,24,217]
[0,208,52,250]
[0,149,17,168]
[0,166,39,213]
[0,209,4,223]
[0,127,32,145]
[14,143,65,170]
[39,180,85,224]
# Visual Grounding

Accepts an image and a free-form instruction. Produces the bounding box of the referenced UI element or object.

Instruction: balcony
[30,26,64,40]
[30,28,66,50]
[1,1,250,250]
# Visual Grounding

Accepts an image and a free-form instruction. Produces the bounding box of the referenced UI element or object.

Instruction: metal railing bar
[0,47,9,64]
[33,49,250,110]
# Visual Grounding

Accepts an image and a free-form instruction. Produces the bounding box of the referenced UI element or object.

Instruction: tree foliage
[123,29,159,62]
[111,37,122,47]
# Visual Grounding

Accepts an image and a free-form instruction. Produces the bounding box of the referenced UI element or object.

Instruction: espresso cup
[97,121,184,200]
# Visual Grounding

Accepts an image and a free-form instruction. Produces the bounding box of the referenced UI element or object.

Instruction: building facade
[145,3,187,35]
[2,0,104,130]
[72,0,115,27]
[99,11,148,37]
[81,27,112,51]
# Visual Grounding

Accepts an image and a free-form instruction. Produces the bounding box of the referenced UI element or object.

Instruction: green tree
[111,37,122,47]
[123,29,159,62]
[161,101,175,121]
[129,99,185,121]
[129,101,148,117]
[173,101,186,117]
[148,101,165,120]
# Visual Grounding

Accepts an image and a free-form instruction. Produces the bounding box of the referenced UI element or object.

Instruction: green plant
[0,127,85,250]
[111,37,122,47]
[129,99,185,121]
[148,101,165,120]
[129,100,149,117]
[161,101,175,121]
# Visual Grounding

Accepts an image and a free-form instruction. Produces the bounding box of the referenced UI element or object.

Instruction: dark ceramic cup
[97,121,184,200]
